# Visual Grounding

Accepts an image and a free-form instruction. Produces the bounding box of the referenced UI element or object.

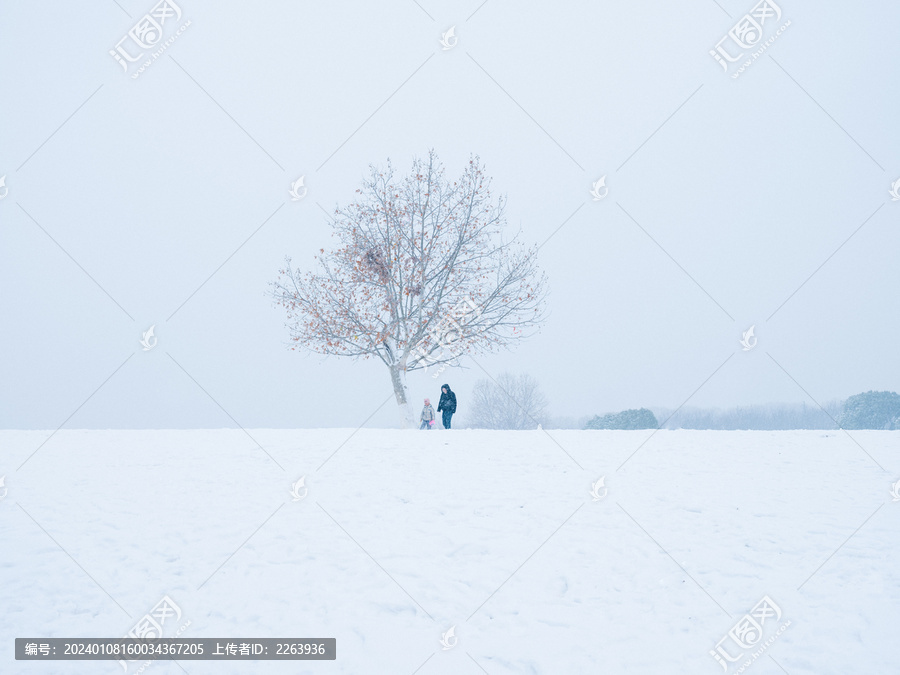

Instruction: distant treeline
[545,402,844,430]
[492,386,898,431]
[652,401,843,430]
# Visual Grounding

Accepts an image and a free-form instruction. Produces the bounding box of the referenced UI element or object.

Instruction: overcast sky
[1,0,898,429]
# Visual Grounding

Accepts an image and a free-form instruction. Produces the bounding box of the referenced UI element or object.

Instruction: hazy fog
[2,0,898,428]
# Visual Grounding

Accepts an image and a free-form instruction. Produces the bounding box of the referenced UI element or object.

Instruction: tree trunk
[389,363,416,429]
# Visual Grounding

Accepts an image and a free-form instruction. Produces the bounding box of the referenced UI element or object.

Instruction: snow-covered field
[1,429,898,674]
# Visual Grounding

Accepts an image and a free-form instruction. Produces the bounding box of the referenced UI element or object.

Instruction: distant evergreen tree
[838,391,900,430]
[585,408,658,430]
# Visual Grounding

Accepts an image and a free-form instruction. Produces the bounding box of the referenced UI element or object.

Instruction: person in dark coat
[437,384,457,429]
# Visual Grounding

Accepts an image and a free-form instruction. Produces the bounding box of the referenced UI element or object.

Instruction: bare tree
[468,372,548,430]
[271,152,547,426]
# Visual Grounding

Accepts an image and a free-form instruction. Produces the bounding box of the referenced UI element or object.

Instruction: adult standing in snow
[437,384,457,429]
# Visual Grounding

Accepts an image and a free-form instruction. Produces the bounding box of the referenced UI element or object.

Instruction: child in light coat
[420,399,435,430]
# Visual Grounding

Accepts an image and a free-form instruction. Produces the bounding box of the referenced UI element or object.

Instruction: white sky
[1,0,898,428]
